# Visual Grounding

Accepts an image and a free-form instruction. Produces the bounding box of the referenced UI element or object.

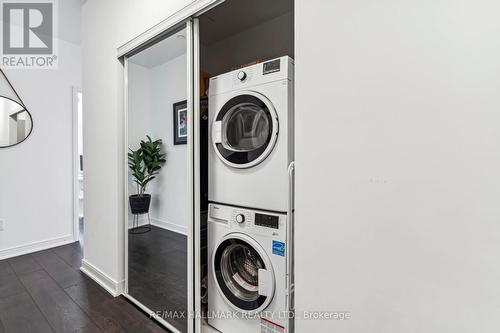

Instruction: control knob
[237,71,247,81]
[235,214,245,223]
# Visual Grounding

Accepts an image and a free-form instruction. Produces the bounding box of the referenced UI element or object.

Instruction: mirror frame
[0,95,33,148]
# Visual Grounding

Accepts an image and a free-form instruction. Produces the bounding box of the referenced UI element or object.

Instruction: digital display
[263,59,280,75]
[255,213,279,229]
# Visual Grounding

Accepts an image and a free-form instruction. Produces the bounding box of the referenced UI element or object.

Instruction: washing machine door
[212,91,278,169]
[212,233,275,314]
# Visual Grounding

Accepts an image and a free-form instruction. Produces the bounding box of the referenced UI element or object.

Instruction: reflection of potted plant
[128,136,166,214]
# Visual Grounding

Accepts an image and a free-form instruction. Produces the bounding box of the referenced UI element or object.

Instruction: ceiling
[128,0,292,67]
[128,29,187,68]
[199,0,292,45]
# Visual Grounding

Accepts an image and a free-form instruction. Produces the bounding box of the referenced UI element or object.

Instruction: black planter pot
[129,194,151,214]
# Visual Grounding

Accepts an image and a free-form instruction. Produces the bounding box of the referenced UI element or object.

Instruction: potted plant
[128,136,166,215]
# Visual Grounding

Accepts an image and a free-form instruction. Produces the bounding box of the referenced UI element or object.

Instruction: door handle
[258,268,271,296]
[212,120,222,143]
[287,161,295,310]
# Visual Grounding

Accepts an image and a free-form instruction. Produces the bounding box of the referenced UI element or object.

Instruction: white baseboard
[80,259,124,297]
[0,235,75,260]
[128,216,187,235]
[151,217,187,236]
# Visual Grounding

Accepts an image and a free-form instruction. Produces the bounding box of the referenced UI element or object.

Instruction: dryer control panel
[209,56,294,96]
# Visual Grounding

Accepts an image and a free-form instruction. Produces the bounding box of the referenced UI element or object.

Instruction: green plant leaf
[128,135,166,195]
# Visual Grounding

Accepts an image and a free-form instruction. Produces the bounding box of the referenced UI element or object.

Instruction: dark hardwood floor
[128,226,187,333]
[0,241,169,333]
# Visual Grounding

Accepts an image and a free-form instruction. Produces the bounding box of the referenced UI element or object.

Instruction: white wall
[150,54,189,234]
[127,62,151,228]
[127,55,188,234]
[0,110,7,146]
[81,0,195,287]
[295,0,500,332]
[0,42,81,257]
[0,100,24,146]
[127,63,152,152]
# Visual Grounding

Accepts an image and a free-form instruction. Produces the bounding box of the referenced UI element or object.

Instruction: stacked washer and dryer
[207,56,294,333]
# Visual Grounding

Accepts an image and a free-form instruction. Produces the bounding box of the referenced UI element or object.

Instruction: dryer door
[212,233,275,313]
[212,91,278,169]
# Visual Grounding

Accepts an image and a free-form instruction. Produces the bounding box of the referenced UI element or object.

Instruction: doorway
[196,1,294,332]
[120,1,295,332]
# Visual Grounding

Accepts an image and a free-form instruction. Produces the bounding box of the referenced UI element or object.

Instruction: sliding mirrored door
[124,20,193,333]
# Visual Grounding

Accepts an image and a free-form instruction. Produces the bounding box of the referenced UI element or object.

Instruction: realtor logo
[1,0,58,68]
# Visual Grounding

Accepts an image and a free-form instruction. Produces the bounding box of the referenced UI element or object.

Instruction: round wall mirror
[0,96,33,148]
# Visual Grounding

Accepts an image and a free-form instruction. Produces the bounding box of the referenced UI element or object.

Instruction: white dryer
[207,203,291,333]
[208,56,294,212]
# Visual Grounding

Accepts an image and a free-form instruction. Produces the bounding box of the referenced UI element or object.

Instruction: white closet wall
[295,0,500,332]
[84,2,500,331]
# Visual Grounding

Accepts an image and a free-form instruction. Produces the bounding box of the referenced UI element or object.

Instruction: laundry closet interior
[123,0,294,332]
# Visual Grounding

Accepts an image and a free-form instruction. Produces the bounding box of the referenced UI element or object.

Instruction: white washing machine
[208,56,294,212]
[208,203,291,333]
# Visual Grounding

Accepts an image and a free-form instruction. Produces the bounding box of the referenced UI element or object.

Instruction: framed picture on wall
[173,100,187,145]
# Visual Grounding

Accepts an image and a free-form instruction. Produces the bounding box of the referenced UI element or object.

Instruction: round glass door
[213,234,275,313]
[212,92,278,168]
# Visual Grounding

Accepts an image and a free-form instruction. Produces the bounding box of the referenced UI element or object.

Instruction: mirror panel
[0,97,32,147]
[127,26,188,333]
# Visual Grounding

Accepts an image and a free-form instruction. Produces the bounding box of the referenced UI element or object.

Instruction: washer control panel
[231,210,252,226]
[209,203,286,237]
[255,213,279,229]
